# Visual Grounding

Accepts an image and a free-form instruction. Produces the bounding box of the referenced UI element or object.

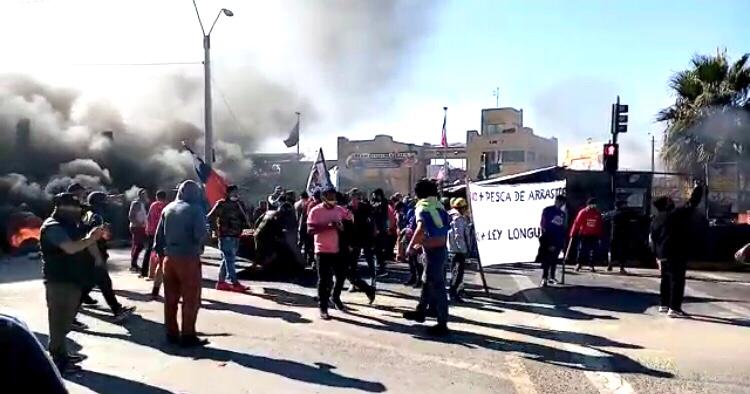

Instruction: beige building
[467,108,558,180]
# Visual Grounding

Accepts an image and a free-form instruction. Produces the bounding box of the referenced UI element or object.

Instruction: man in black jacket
[650,185,703,318]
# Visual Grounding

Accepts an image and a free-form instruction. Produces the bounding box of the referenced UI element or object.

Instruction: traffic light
[603,143,619,173]
[612,101,628,134]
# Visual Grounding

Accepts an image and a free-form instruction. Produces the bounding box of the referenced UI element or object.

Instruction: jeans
[449,253,466,296]
[140,235,155,277]
[316,253,347,312]
[163,255,202,337]
[352,244,375,280]
[660,258,687,311]
[537,236,562,280]
[218,236,240,284]
[342,249,375,296]
[45,282,82,361]
[417,247,449,325]
[130,227,146,269]
[81,265,122,314]
[374,233,389,273]
[577,235,599,268]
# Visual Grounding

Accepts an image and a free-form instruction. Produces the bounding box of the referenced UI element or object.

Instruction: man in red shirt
[569,198,603,272]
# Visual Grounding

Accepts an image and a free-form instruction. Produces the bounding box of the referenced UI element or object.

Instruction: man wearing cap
[447,197,472,302]
[128,188,150,273]
[207,185,251,293]
[39,193,105,374]
[307,186,351,320]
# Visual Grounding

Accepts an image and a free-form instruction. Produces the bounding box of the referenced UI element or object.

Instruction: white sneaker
[667,309,687,318]
[548,278,558,285]
[658,306,668,313]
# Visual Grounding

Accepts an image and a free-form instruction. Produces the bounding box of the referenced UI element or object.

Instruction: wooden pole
[464,176,490,295]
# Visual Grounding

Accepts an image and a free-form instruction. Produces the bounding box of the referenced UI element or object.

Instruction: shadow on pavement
[81,313,386,392]
[255,287,319,308]
[335,310,671,379]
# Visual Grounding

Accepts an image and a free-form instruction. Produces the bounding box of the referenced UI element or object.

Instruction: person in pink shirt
[307,186,351,320]
[142,191,168,292]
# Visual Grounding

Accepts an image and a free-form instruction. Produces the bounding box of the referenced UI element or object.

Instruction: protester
[40,193,104,374]
[0,313,68,392]
[537,195,567,287]
[303,190,323,268]
[207,185,252,293]
[569,197,603,272]
[66,182,88,204]
[447,197,472,301]
[307,186,351,320]
[348,188,377,288]
[336,192,376,304]
[278,191,304,267]
[651,185,704,318]
[402,179,451,335]
[268,185,284,209]
[128,188,150,273]
[608,200,633,274]
[370,188,391,277]
[81,192,136,322]
[253,209,285,269]
[402,198,423,288]
[296,191,312,267]
[252,200,268,228]
[154,180,209,347]
[141,190,168,278]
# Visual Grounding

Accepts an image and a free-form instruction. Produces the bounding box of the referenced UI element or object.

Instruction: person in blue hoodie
[537,195,567,287]
[154,180,209,347]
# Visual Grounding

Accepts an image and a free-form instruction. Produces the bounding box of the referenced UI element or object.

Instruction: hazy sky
[1,0,749,170]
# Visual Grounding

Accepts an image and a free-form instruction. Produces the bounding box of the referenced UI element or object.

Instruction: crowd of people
[34,177,478,378]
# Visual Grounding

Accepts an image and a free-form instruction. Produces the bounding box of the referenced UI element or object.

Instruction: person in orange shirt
[569,198,603,272]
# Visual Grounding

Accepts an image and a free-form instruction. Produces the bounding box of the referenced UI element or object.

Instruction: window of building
[501,150,525,163]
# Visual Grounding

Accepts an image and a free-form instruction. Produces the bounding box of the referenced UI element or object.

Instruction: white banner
[468,180,566,266]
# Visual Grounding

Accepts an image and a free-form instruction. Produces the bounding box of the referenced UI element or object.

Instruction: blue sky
[352,0,750,170]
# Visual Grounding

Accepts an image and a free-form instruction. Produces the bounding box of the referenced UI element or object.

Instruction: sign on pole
[468,180,566,266]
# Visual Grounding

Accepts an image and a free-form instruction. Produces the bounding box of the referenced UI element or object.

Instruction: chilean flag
[440,107,448,148]
[183,142,227,208]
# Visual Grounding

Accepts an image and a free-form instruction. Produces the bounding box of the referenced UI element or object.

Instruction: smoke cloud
[0,0,442,214]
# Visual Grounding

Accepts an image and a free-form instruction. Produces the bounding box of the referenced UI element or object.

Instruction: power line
[211,76,251,137]
[73,61,202,67]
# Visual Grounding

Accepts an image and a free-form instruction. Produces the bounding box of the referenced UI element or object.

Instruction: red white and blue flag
[183,142,227,208]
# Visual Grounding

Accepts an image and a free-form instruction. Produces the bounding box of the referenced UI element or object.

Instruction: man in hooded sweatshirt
[154,180,209,347]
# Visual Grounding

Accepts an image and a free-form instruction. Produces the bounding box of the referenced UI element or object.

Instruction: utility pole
[492,87,500,108]
[651,133,656,173]
[192,1,234,163]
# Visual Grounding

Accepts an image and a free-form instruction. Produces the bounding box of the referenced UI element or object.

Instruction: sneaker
[591,267,596,273]
[667,309,688,318]
[348,285,359,293]
[366,288,376,305]
[450,294,465,303]
[619,268,628,274]
[402,310,426,323]
[575,265,582,272]
[425,324,450,336]
[540,279,548,288]
[113,306,136,323]
[548,278,558,285]
[606,265,613,272]
[150,289,160,301]
[68,353,88,364]
[81,295,98,306]
[216,282,234,291]
[70,319,88,331]
[320,311,331,320]
[54,360,82,376]
[166,334,180,345]
[129,266,140,273]
[658,306,669,313]
[180,336,209,348]
[231,283,249,293]
[412,280,423,289]
[331,299,346,312]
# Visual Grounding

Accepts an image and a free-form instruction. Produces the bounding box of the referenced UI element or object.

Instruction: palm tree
[657,50,750,174]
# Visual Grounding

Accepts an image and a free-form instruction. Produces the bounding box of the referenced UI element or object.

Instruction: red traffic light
[604,144,617,156]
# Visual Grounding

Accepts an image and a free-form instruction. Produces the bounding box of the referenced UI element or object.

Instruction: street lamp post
[192,1,233,163]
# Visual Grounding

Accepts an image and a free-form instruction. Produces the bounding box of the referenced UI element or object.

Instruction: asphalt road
[1,249,749,394]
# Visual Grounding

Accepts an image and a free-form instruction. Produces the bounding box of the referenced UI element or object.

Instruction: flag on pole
[440,108,448,148]
[183,141,227,208]
[306,148,333,193]
[284,118,300,148]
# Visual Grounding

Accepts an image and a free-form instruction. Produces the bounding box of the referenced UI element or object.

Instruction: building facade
[468,107,558,180]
